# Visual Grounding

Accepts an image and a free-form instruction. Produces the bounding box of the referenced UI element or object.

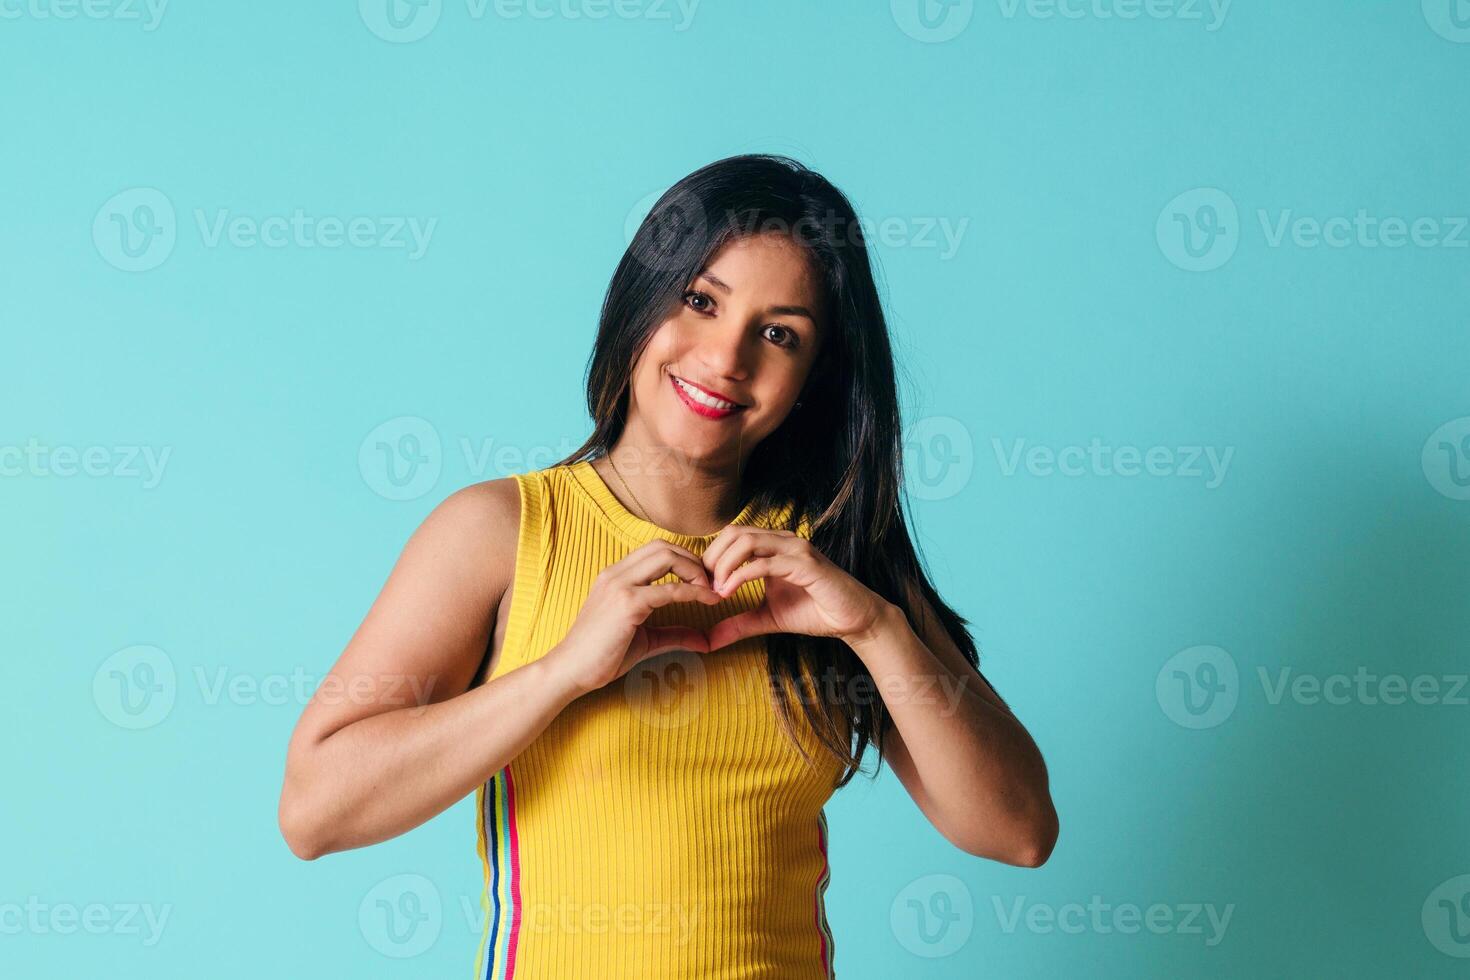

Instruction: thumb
[640,625,710,659]
[706,605,776,653]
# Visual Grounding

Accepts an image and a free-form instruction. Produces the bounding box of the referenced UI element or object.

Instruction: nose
[692,318,752,382]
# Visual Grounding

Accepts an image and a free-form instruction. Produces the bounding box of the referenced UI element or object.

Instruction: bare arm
[850,595,1059,867]
[276,479,580,860]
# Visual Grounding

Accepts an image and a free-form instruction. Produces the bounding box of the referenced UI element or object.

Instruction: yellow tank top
[473,459,845,979]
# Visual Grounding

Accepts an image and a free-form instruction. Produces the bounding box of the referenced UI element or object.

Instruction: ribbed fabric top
[473,459,843,980]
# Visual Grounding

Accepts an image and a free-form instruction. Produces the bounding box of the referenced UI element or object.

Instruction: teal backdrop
[4,1,1468,976]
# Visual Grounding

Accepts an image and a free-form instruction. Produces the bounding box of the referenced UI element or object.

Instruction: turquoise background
[4,1,1468,976]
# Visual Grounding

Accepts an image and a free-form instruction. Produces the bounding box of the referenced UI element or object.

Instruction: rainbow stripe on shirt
[474,766,522,980]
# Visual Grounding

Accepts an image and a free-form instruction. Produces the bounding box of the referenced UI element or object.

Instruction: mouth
[669,373,748,420]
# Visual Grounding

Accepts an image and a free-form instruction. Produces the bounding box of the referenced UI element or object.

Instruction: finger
[702,527,748,578]
[622,537,706,571]
[700,524,743,571]
[707,533,791,592]
[633,581,724,611]
[622,545,714,589]
[640,538,704,564]
[716,555,796,597]
[710,542,778,594]
[640,625,710,658]
[703,525,770,574]
[706,603,777,652]
[704,524,795,571]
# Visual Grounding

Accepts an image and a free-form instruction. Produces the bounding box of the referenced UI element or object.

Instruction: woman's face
[627,231,825,466]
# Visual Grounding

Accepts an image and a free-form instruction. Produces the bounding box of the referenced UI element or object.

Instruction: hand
[700,527,889,653]
[548,539,723,696]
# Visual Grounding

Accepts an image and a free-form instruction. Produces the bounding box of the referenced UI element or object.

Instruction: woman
[277,153,1058,978]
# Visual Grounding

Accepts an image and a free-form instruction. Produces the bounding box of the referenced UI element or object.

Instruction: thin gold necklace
[605,452,740,537]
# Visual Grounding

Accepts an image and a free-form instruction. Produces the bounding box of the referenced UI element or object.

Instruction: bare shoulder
[286,476,526,747]
[429,476,529,590]
[410,476,523,594]
[423,476,521,540]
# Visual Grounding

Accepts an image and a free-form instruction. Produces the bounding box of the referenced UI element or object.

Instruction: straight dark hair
[556,153,993,787]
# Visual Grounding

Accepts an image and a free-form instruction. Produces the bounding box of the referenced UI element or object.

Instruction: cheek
[640,318,688,367]
[744,381,803,431]
[632,327,671,374]
[757,359,810,405]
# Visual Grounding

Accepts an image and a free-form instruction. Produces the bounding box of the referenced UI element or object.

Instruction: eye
[764,325,800,350]
[684,290,801,350]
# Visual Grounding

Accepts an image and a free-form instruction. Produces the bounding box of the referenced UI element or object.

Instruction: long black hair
[557,153,988,787]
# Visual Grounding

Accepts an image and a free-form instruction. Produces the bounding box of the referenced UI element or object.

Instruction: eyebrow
[696,272,816,322]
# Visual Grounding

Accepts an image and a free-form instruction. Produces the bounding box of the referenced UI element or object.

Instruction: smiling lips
[670,374,747,420]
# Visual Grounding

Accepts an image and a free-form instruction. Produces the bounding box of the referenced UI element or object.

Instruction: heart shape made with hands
[637,526,886,659]
[640,582,781,661]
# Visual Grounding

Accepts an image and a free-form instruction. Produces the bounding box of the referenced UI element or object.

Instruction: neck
[596,434,748,537]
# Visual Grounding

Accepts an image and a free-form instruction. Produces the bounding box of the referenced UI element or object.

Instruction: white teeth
[674,376,738,411]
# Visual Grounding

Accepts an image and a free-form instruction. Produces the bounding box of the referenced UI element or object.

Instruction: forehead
[700,232,822,301]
